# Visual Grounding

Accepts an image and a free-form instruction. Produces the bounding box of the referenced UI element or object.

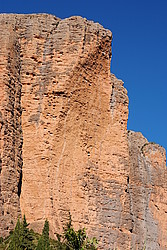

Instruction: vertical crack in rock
[110,83,115,117]
[17,169,22,198]
[82,25,87,53]
[0,22,23,236]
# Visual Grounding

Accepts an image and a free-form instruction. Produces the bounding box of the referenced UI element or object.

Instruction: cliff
[0,14,166,250]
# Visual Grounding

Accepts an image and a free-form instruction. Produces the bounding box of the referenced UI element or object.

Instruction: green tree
[8,215,34,250]
[22,215,34,249]
[36,219,50,250]
[57,214,98,250]
[0,215,97,250]
[8,219,22,250]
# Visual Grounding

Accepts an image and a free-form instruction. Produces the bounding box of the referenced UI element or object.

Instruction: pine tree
[8,215,35,250]
[36,219,50,250]
[22,215,34,249]
[8,218,22,250]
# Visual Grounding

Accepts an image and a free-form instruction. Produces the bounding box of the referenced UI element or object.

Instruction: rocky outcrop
[128,132,167,249]
[0,14,166,249]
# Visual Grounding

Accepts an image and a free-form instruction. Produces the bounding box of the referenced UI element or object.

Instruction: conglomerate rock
[0,14,166,250]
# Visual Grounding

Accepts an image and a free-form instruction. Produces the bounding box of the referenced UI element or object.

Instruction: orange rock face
[0,14,166,249]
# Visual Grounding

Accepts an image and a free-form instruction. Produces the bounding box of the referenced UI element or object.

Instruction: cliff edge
[0,14,166,250]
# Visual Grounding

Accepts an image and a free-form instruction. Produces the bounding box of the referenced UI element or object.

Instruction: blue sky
[1,0,167,151]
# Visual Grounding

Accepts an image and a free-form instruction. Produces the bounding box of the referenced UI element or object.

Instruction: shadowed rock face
[0,14,166,249]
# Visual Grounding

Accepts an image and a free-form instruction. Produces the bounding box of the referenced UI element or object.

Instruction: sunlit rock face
[0,14,166,250]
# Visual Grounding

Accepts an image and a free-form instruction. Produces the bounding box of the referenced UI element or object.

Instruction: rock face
[0,14,166,249]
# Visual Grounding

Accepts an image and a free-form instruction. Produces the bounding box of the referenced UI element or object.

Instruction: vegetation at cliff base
[55,214,97,250]
[0,215,98,250]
